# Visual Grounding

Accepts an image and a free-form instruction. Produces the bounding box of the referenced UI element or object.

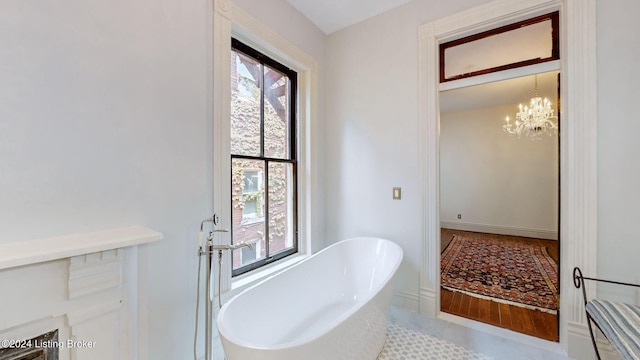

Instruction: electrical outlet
[457,213,462,219]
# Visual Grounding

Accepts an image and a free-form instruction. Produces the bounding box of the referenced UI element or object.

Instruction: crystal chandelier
[503,75,558,140]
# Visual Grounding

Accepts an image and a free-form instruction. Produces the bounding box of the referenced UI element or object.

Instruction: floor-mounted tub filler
[217,237,403,360]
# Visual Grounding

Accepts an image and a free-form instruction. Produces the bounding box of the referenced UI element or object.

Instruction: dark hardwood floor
[440,229,559,342]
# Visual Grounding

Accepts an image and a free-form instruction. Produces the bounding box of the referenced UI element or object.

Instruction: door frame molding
[417,0,597,356]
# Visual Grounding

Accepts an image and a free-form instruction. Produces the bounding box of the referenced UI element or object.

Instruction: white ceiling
[285,0,559,114]
[286,0,413,34]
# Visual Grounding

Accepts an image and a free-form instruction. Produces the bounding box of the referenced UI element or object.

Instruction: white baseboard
[419,287,437,317]
[441,221,558,240]
[567,321,620,360]
[598,341,622,360]
[393,290,420,312]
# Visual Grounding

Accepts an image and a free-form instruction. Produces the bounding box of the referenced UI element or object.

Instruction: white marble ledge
[0,226,163,270]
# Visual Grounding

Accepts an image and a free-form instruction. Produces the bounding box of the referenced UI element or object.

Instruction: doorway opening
[438,71,560,341]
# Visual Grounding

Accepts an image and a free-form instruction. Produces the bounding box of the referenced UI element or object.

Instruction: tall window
[230,38,298,276]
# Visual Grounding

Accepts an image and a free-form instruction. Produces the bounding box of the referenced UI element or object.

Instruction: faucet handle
[207,229,228,238]
[207,229,229,242]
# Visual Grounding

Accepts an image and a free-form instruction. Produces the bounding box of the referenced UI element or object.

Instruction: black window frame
[230,38,298,276]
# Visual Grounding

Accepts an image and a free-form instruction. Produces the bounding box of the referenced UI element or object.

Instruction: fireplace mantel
[0,226,163,270]
[0,225,163,359]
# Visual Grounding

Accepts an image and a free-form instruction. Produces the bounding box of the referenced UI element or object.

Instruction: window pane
[232,159,266,269]
[230,39,298,276]
[268,162,295,254]
[243,170,260,193]
[444,19,553,80]
[231,51,262,157]
[263,66,290,159]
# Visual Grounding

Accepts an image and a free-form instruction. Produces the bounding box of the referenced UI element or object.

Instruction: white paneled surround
[418,0,597,358]
[0,226,161,360]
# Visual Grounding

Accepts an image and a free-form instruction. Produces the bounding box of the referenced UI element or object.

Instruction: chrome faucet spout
[241,242,253,250]
[199,216,215,231]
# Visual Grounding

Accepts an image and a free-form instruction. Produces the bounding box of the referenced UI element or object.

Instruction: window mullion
[259,64,270,260]
[260,64,265,158]
[264,160,270,260]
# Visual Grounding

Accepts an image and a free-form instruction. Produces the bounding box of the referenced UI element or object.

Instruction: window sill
[229,252,309,294]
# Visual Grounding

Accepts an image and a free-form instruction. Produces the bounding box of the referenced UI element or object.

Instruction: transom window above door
[439,12,559,83]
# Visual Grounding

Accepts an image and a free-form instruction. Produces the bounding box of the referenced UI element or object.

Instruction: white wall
[596,0,640,302]
[0,0,325,359]
[324,0,493,306]
[0,0,210,242]
[440,104,558,239]
[324,0,640,308]
[3,0,638,355]
[1,0,211,358]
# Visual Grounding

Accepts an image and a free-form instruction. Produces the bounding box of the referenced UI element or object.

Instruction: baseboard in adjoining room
[440,221,558,240]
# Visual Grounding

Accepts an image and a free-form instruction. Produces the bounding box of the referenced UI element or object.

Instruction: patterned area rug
[378,324,493,360]
[441,234,558,314]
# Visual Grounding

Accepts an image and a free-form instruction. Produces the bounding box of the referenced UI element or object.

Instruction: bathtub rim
[216,237,403,351]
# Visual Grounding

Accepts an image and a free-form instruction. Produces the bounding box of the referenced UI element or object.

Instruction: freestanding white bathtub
[216,237,403,360]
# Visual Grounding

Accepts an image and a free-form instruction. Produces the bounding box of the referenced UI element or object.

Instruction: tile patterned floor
[214,306,574,360]
[378,323,493,360]
[389,306,573,360]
